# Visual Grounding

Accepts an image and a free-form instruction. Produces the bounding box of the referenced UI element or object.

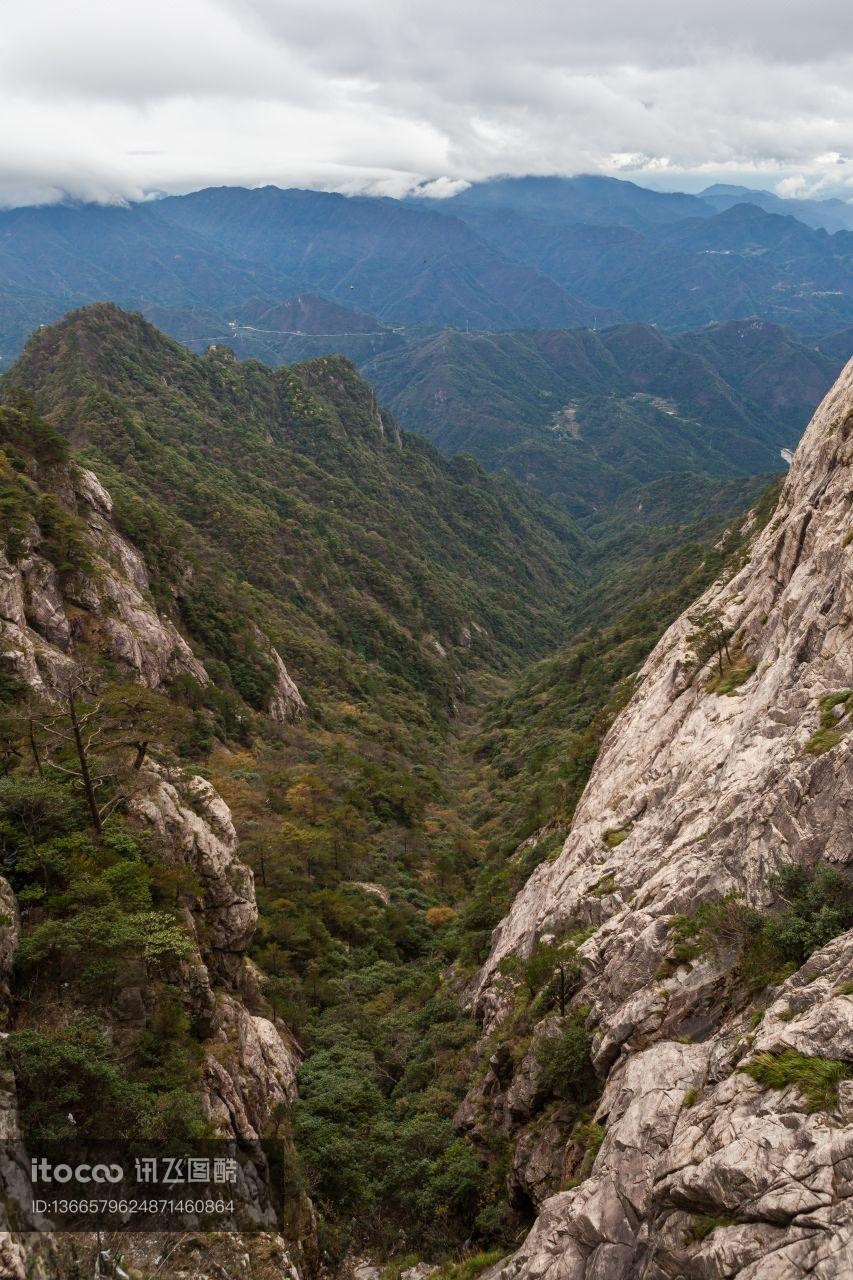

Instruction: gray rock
[474,360,853,1277]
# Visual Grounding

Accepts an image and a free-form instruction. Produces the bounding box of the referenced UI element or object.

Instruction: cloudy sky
[2,0,852,207]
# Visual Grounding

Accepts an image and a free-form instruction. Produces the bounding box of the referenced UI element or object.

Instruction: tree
[25,677,183,834]
[686,607,732,677]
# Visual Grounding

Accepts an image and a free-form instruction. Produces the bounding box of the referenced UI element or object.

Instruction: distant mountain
[155,186,601,330]
[817,326,853,363]
[361,319,842,518]
[699,183,853,234]
[675,317,842,433]
[0,199,303,363]
[444,198,853,335]
[155,293,409,366]
[443,173,853,237]
[1,178,852,371]
[0,189,601,366]
[445,174,708,227]
[233,293,388,334]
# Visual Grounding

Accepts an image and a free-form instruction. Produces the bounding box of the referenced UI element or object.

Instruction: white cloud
[0,0,851,206]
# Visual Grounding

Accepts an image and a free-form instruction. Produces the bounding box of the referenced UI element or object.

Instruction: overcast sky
[2,0,852,207]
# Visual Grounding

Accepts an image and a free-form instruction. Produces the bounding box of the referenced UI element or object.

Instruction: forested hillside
[363,320,838,518]
[9,305,585,692]
[0,306,590,1266]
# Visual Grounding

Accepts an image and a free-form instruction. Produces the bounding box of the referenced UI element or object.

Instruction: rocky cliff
[467,361,853,1277]
[0,436,312,1277]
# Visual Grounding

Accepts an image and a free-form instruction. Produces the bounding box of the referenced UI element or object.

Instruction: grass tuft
[804,727,844,756]
[691,1215,738,1241]
[705,649,756,696]
[740,1050,852,1112]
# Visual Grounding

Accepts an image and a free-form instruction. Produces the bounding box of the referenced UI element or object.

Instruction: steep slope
[0,398,314,1278]
[7,306,585,701]
[362,320,841,518]
[465,362,853,1277]
[451,479,784,972]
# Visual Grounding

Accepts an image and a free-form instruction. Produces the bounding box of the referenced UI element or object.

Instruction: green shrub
[435,1251,507,1280]
[706,654,756,696]
[664,863,853,1000]
[589,872,619,897]
[535,1018,595,1103]
[805,727,843,756]
[572,1116,606,1172]
[36,493,94,577]
[3,1019,204,1140]
[805,690,851,755]
[763,864,853,967]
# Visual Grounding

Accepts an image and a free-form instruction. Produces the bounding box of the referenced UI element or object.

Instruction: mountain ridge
[1,176,853,374]
[464,356,853,1278]
[362,319,841,519]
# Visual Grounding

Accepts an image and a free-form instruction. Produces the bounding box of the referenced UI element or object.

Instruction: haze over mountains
[1,174,852,375]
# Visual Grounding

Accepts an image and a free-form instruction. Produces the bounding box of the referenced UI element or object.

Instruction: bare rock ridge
[470,360,853,1278]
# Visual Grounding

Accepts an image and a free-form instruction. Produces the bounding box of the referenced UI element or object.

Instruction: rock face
[265,634,307,723]
[129,767,303,1143]
[472,361,853,1277]
[0,465,207,697]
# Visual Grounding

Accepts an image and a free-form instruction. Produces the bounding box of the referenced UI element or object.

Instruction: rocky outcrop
[473,361,853,1277]
[0,739,314,1280]
[0,465,207,697]
[128,766,303,1141]
[202,991,300,1139]
[131,770,258,966]
[265,636,307,723]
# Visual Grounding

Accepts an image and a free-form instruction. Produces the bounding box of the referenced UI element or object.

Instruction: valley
[0,176,850,1280]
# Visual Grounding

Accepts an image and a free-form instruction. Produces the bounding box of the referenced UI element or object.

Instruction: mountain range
[1,176,853,374]
[447,193,853,335]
